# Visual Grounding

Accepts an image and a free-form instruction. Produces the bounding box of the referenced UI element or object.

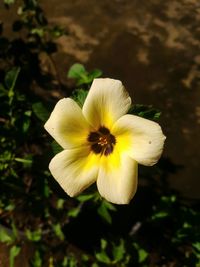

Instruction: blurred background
[0,0,200,266]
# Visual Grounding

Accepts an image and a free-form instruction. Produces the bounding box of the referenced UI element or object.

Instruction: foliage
[9,246,21,267]
[128,104,161,121]
[67,63,102,86]
[0,2,199,267]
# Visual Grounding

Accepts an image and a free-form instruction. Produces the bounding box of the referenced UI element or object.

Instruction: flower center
[87,126,116,156]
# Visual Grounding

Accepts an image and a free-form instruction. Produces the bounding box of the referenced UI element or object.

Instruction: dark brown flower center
[87,126,116,156]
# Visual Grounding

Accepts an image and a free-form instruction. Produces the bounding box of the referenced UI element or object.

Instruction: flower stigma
[88,126,116,156]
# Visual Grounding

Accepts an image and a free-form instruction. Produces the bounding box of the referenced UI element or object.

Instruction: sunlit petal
[97,149,138,204]
[44,98,91,149]
[45,77,166,205]
[82,78,131,129]
[112,114,166,166]
[49,146,100,197]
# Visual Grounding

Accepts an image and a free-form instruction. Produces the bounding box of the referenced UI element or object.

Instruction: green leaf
[44,178,51,198]
[193,242,200,252]
[71,89,88,107]
[101,239,107,250]
[112,240,125,262]
[62,255,77,267]
[5,67,20,105]
[22,110,32,133]
[9,245,21,267]
[15,157,33,166]
[22,118,30,133]
[4,0,15,5]
[128,104,161,121]
[5,67,20,90]
[50,25,65,38]
[103,201,117,211]
[97,200,116,224]
[133,243,148,263]
[82,254,89,262]
[161,195,176,203]
[151,211,169,220]
[68,207,81,218]
[31,250,42,267]
[52,223,65,241]
[67,63,102,86]
[62,257,68,267]
[138,248,148,263]
[95,251,111,264]
[97,201,116,224]
[68,256,78,267]
[0,227,14,244]
[89,69,102,79]
[5,203,15,211]
[11,221,18,240]
[67,63,86,79]
[25,229,42,242]
[49,256,54,267]
[31,28,45,37]
[76,193,94,202]
[32,102,49,122]
[57,198,65,209]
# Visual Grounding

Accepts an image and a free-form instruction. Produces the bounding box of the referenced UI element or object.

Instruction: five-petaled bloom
[44,78,166,204]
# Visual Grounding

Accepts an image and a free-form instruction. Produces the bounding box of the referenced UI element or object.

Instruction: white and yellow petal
[112,114,166,166]
[82,78,131,129]
[97,149,138,204]
[44,98,91,149]
[49,146,100,197]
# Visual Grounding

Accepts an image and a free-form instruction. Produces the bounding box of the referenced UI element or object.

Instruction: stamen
[98,136,108,146]
[88,126,116,156]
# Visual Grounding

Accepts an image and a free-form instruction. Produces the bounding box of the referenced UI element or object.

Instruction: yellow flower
[44,78,166,204]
